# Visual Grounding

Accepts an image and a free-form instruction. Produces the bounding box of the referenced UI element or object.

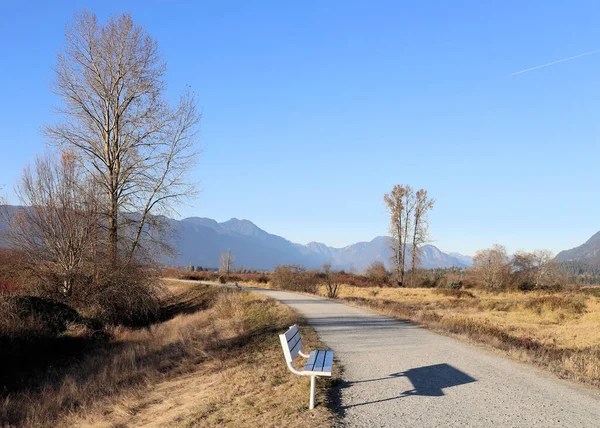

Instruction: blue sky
[1,0,599,255]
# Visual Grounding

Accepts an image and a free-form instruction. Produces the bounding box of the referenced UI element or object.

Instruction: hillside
[555,231,600,263]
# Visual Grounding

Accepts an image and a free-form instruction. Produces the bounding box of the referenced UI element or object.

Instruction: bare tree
[220,249,234,275]
[5,152,99,296]
[384,184,415,286]
[410,189,435,276]
[512,249,561,290]
[45,11,201,266]
[322,263,341,298]
[472,244,510,290]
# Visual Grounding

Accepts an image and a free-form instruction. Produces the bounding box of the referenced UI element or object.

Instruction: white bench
[279,324,334,409]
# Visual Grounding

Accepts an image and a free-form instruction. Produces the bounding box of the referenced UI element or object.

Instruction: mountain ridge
[166,216,472,271]
[0,205,473,271]
[555,231,600,263]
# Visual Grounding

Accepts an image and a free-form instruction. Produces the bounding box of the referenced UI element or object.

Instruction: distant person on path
[235,281,241,289]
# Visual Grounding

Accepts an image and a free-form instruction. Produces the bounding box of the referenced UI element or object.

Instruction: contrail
[511,49,600,76]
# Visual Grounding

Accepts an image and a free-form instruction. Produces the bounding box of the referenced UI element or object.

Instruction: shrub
[364,261,389,286]
[1,296,82,336]
[62,263,163,327]
[321,264,341,298]
[271,265,319,294]
[257,275,270,284]
[218,275,227,284]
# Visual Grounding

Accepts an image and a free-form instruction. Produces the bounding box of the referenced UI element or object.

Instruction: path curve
[250,287,600,428]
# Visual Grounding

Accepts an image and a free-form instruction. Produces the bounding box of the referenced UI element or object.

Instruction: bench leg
[309,375,316,409]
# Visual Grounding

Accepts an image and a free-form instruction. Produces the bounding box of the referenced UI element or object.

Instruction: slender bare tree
[220,249,235,275]
[6,152,99,296]
[45,11,201,266]
[410,189,435,275]
[384,184,415,286]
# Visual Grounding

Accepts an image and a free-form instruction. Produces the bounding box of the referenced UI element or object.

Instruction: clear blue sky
[1,0,599,256]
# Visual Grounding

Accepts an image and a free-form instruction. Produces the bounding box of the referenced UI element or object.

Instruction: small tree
[322,263,341,298]
[472,244,510,290]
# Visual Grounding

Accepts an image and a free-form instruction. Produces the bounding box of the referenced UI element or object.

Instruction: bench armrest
[298,350,310,358]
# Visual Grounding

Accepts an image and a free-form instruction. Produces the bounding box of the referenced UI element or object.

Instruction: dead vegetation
[0,283,336,427]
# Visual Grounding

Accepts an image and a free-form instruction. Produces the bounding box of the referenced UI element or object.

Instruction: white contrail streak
[511,49,600,76]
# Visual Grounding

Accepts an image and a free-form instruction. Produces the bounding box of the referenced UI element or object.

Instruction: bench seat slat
[303,350,333,376]
[314,350,326,371]
[304,350,318,370]
[322,351,334,374]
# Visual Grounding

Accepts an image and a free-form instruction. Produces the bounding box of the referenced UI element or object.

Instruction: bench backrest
[279,324,302,363]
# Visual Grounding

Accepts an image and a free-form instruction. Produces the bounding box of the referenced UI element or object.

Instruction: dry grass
[321,284,600,387]
[0,282,336,427]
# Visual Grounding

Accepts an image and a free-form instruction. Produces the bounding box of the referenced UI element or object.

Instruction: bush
[1,296,82,336]
[257,275,270,284]
[218,275,227,284]
[271,265,319,294]
[364,261,389,286]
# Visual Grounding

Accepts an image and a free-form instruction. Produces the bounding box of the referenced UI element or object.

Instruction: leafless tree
[512,249,562,290]
[384,184,416,286]
[5,152,99,296]
[410,189,435,276]
[220,249,234,275]
[322,263,341,298]
[472,244,510,290]
[45,11,201,266]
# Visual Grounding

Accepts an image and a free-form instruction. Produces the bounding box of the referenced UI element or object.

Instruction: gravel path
[251,288,600,428]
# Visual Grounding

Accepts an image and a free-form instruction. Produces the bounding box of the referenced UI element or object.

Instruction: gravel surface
[252,288,600,428]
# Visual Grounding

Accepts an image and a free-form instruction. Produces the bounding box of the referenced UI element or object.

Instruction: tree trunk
[108,190,118,265]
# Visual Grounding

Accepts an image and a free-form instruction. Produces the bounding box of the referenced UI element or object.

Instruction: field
[0,282,337,427]
[190,268,600,388]
[323,285,600,387]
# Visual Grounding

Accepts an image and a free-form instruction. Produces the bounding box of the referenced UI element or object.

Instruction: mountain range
[555,231,600,263]
[165,216,472,271]
[8,203,600,273]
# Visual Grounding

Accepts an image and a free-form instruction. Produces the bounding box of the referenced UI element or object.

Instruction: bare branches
[472,245,510,291]
[5,152,100,296]
[45,11,201,265]
[410,189,435,277]
[220,249,235,275]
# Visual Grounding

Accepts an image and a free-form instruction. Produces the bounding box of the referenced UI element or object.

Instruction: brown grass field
[1,282,337,427]
[318,285,600,387]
